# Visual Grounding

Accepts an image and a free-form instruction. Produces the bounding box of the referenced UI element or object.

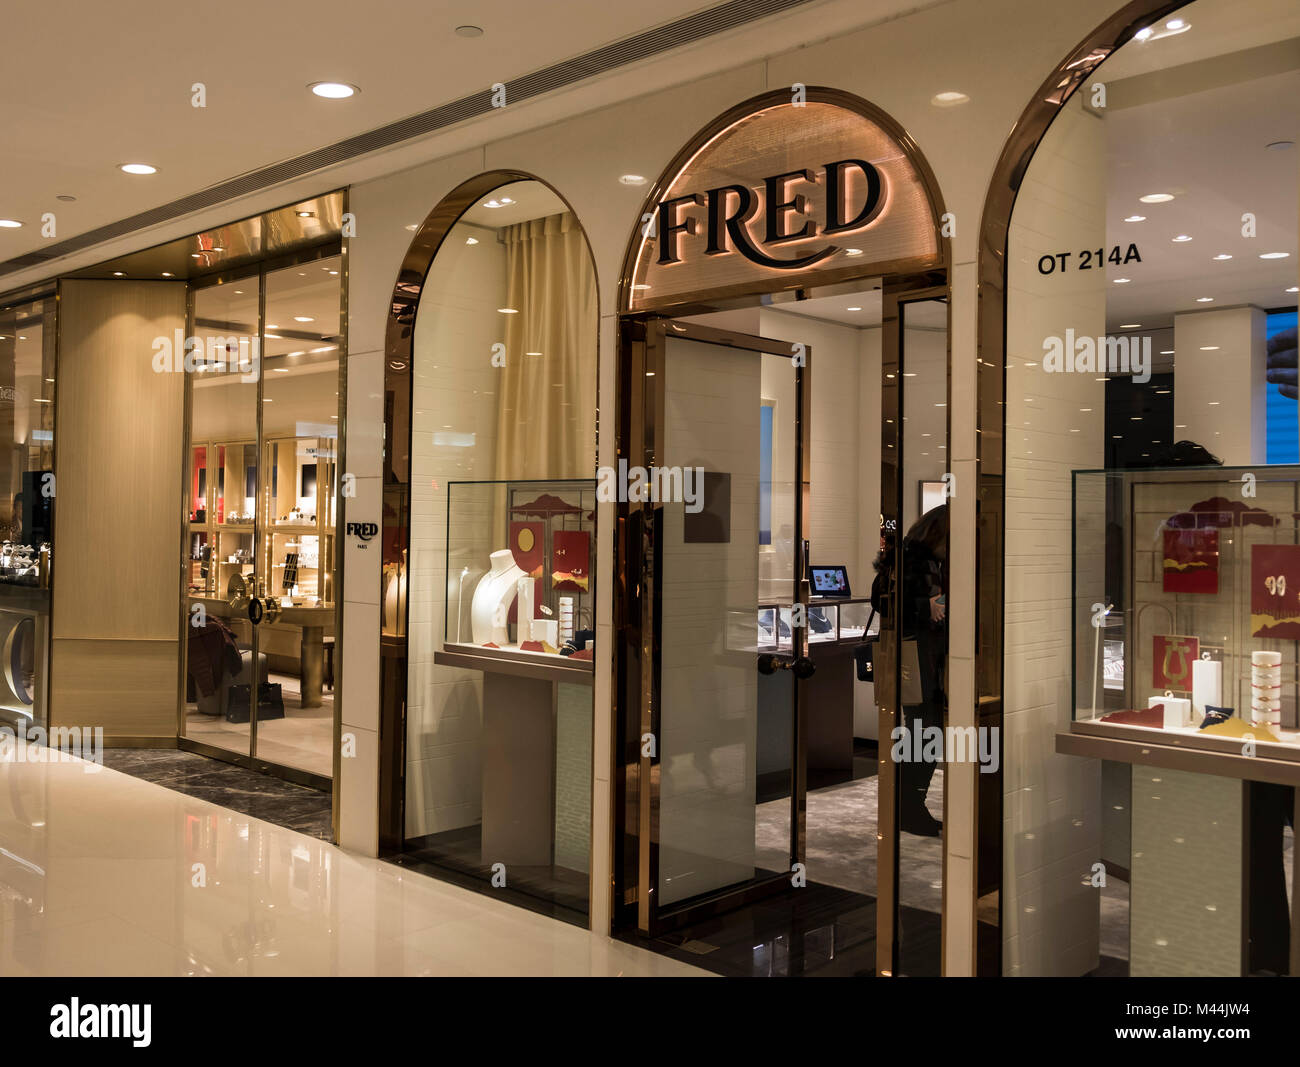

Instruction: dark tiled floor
[101,749,333,841]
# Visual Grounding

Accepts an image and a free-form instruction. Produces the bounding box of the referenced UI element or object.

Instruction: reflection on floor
[184,670,333,777]
[757,761,945,915]
[399,825,589,927]
[0,755,704,976]
[101,749,332,841]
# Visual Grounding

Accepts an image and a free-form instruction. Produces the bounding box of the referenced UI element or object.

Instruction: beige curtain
[494,211,597,480]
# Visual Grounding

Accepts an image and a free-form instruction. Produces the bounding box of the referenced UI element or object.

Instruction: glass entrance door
[877,280,950,975]
[620,318,811,934]
[182,282,261,761]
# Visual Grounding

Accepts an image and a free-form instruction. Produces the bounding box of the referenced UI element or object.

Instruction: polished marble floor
[0,755,708,977]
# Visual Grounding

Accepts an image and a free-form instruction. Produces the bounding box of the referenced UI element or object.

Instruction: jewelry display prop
[1148,691,1192,730]
[559,596,574,646]
[471,550,524,645]
[1191,652,1222,717]
[1251,650,1282,729]
[516,576,534,643]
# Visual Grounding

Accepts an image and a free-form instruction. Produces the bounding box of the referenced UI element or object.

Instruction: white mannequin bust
[470,549,524,645]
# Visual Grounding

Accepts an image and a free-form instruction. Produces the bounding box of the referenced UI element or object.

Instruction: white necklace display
[470,549,525,645]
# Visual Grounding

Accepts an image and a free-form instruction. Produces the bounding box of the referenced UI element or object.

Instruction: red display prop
[1152,634,1198,691]
[1251,543,1300,639]
[1162,528,1219,594]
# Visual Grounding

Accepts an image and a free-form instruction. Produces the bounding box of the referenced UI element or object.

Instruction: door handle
[757,653,815,679]
[247,594,281,627]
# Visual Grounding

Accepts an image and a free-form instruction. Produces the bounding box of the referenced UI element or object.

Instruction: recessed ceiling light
[465,237,479,245]
[405,224,418,231]
[1123,215,1145,222]
[482,197,515,209]
[161,272,173,278]
[1113,278,1131,284]
[931,91,970,107]
[293,316,314,323]
[1288,287,1299,294]
[0,219,22,229]
[234,290,243,294]
[112,271,125,277]
[1208,401,1220,406]
[526,351,543,356]
[1160,350,1174,355]
[1120,323,1142,329]
[1135,27,1153,41]
[55,194,76,203]
[296,210,315,218]
[1166,18,1186,30]
[498,307,518,314]
[844,248,863,257]
[1196,297,1214,303]
[119,163,158,175]
[619,174,647,186]
[1140,193,1174,203]
[455,24,484,37]
[328,270,338,275]
[272,367,289,373]
[846,306,863,312]
[1260,252,1290,259]
[1267,140,1295,151]
[1212,254,1232,261]
[309,82,358,99]
[1199,345,1220,351]
[1172,234,1192,242]
[262,398,273,402]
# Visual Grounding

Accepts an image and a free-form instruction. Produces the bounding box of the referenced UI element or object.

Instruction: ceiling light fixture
[846,306,863,312]
[1172,234,1192,242]
[619,174,647,186]
[1199,345,1220,351]
[1213,254,1232,261]
[0,219,22,229]
[1135,27,1153,40]
[161,272,173,278]
[296,210,315,218]
[1139,192,1174,203]
[1196,297,1214,302]
[1113,278,1131,284]
[1260,252,1290,259]
[482,197,515,209]
[308,82,358,99]
[931,91,970,107]
[293,316,314,323]
[1288,287,1299,294]
[465,237,479,245]
[1123,215,1145,222]
[1120,323,1142,329]
[119,163,158,175]
[455,25,484,37]
[498,307,518,314]
[112,271,125,277]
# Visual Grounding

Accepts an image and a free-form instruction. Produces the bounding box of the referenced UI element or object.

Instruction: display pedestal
[806,642,855,783]
[481,671,556,867]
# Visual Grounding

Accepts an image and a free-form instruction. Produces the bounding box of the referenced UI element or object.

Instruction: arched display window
[380,173,600,923]
[982,0,1300,976]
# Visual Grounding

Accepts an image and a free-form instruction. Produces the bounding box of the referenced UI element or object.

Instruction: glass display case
[443,479,596,665]
[1073,464,1300,757]
[738,597,875,652]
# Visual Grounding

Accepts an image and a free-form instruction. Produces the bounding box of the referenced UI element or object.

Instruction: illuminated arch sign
[626,93,942,312]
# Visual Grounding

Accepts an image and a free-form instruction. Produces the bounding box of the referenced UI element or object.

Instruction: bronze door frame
[615,316,811,937]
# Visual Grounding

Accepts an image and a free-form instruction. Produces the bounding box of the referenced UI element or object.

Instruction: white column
[1173,306,1267,464]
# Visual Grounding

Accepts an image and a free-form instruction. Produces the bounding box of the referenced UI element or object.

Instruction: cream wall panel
[50,638,179,738]
[55,280,186,642]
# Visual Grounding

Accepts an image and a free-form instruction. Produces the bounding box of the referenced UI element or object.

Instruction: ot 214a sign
[627,95,941,311]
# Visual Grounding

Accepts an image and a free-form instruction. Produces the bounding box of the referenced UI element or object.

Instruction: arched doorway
[611,87,951,976]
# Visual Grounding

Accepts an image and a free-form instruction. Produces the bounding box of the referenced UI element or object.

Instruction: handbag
[854,607,925,705]
[853,608,878,682]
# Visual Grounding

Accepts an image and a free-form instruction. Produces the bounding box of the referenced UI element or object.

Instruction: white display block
[1191,656,1222,716]
[1149,693,1192,730]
